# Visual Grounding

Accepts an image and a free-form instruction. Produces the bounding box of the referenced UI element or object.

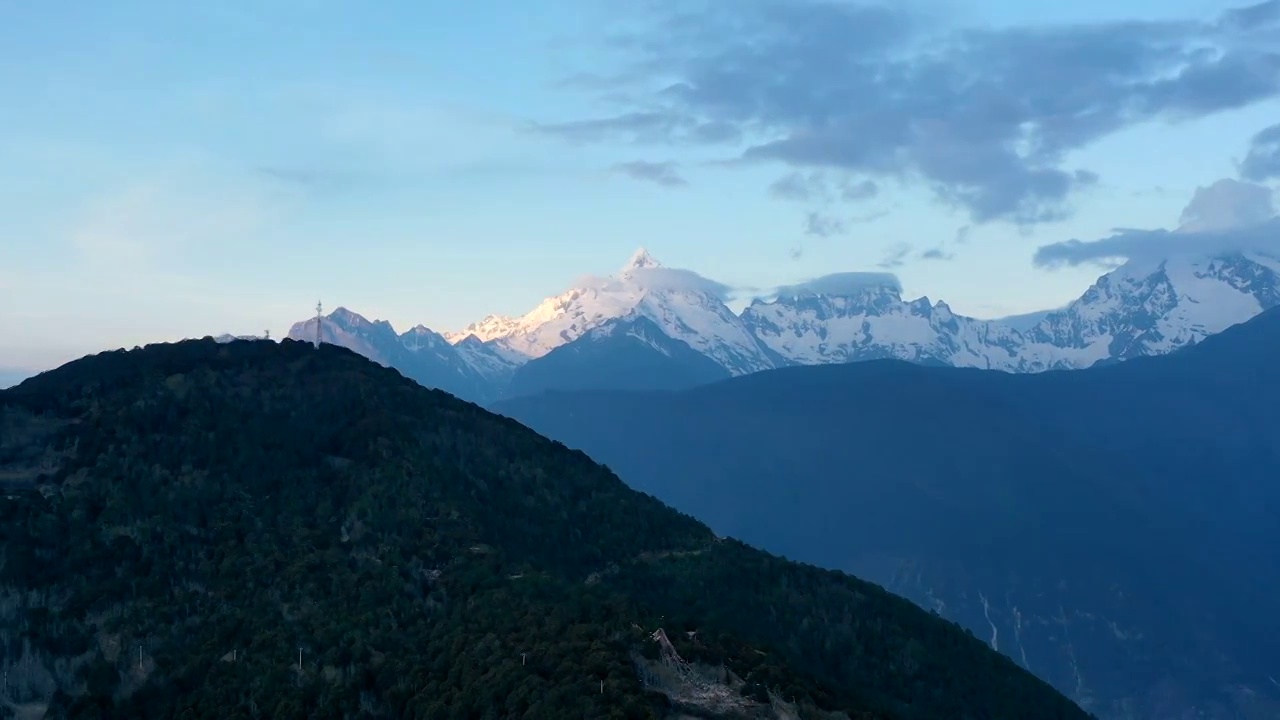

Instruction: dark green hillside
[0,339,1087,719]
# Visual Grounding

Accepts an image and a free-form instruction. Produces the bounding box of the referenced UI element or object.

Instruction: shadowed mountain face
[286,307,500,403]
[506,316,733,397]
[0,339,1087,719]
[495,308,1280,720]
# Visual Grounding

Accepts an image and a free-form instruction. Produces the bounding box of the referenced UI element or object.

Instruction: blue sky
[2,0,1279,373]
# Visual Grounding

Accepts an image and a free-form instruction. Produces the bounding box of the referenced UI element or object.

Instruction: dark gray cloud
[851,209,890,224]
[542,1,1280,225]
[803,211,846,237]
[769,171,828,201]
[877,243,913,269]
[611,160,688,187]
[769,172,878,203]
[1034,178,1277,267]
[841,179,879,201]
[772,172,879,233]
[534,112,740,145]
[1241,123,1280,181]
[1033,219,1279,267]
[1220,0,1280,30]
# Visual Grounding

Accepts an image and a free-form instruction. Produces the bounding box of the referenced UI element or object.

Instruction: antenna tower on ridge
[314,301,323,347]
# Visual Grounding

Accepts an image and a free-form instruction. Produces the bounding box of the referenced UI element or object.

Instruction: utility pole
[521,652,527,666]
[298,645,303,671]
[137,645,143,672]
[314,301,323,347]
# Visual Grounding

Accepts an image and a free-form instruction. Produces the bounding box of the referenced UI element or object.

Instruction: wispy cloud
[1033,219,1279,268]
[575,266,741,302]
[850,209,890,224]
[1034,178,1278,267]
[877,243,914,269]
[533,112,740,145]
[772,172,881,238]
[803,211,846,237]
[1178,177,1275,230]
[841,179,879,202]
[768,171,878,204]
[1241,123,1280,181]
[769,172,829,202]
[1220,0,1280,30]
[65,177,300,268]
[2,172,304,368]
[772,271,903,298]
[541,0,1280,226]
[611,160,688,187]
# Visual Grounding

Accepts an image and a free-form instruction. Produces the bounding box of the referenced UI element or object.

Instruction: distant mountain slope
[459,249,779,374]
[283,248,1279,400]
[486,248,1278,397]
[1024,250,1280,367]
[285,307,496,403]
[450,334,522,386]
[494,308,1280,720]
[0,339,1088,719]
[740,286,1026,369]
[740,251,1279,372]
[506,316,732,397]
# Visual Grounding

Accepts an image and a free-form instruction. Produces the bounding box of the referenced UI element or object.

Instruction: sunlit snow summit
[285,246,1280,404]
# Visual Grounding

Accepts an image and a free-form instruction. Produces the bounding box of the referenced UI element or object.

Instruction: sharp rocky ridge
[284,246,1280,402]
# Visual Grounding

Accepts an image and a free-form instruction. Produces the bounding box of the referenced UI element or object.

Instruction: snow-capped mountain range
[444,249,780,373]
[283,246,1280,404]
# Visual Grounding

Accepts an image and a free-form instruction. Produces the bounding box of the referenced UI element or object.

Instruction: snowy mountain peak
[285,240,1279,404]
[622,247,663,272]
[400,324,451,351]
[328,306,394,332]
[435,248,778,374]
[444,314,520,344]
[1025,250,1280,365]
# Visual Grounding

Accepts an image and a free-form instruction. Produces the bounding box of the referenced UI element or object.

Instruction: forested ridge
[0,339,1088,719]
